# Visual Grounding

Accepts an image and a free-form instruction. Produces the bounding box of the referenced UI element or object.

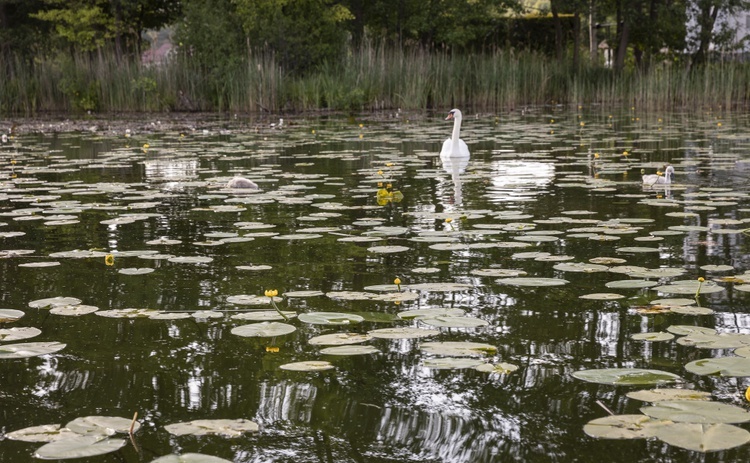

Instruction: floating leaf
[118,268,155,275]
[6,424,81,443]
[0,341,66,359]
[368,327,440,339]
[231,322,296,337]
[627,388,712,402]
[28,297,81,309]
[0,309,24,323]
[475,362,519,374]
[422,357,485,369]
[420,341,497,357]
[151,453,234,463]
[279,361,335,372]
[168,256,213,264]
[298,312,364,325]
[319,345,380,356]
[583,414,665,439]
[96,308,158,318]
[49,304,99,316]
[553,262,609,273]
[653,280,725,295]
[164,419,259,437]
[631,332,675,342]
[641,400,750,424]
[398,308,465,320]
[66,416,140,436]
[685,357,750,377]
[670,306,714,315]
[419,316,489,328]
[572,368,682,385]
[495,277,569,287]
[605,280,658,289]
[667,325,716,336]
[308,333,372,345]
[0,326,41,342]
[579,293,625,300]
[34,436,126,460]
[651,422,750,452]
[677,332,750,349]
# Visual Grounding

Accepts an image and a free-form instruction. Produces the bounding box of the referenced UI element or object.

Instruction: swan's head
[446,109,462,121]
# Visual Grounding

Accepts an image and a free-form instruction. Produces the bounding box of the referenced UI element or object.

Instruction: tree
[688,0,750,65]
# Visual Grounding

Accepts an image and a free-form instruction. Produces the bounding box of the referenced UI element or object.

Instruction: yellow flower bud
[394,278,401,286]
[105,254,115,266]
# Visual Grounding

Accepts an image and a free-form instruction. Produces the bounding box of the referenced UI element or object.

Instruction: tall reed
[1,45,748,115]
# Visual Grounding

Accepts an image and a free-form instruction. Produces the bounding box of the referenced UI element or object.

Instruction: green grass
[1,46,748,115]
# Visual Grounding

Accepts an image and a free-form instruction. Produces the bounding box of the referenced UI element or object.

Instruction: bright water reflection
[0,109,750,462]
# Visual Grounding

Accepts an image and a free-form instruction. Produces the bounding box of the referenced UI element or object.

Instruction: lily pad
[118,267,155,275]
[66,415,140,436]
[579,293,626,300]
[571,368,682,385]
[0,309,25,323]
[420,341,497,357]
[49,304,99,316]
[667,325,716,336]
[308,333,373,345]
[28,296,82,309]
[419,316,489,328]
[605,280,658,289]
[231,322,296,337]
[397,308,465,320]
[5,424,80,443]
[34,436,126,460]
[652,280,724,295]
[475,362,519,373]
[626,388,712,402]
[651,422,750,452]
[641,400,750,424]
[685,357,750,377]
[164,419,259,437]
[368,327,440,339]
[0,326,42,342]
[298,312,364,325]
[422,357,485,369]
[279,361,335,372]
[231,311,297,321]
[319,345,380,356]
[0,341,66,359]
[583,414,665,439]
[495,277,570,287]
[151,454,234,463]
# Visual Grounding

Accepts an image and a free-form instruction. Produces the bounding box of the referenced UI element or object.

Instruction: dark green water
[1,108,750,462]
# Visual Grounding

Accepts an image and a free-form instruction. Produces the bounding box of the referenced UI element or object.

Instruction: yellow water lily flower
[105,254,115,266]
[264,289,278,298]
[265,346,280,353]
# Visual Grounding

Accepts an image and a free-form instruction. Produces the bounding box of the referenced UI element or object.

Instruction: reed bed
[1,45,748,115]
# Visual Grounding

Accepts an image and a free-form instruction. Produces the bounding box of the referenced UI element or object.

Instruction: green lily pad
[28,297,82,309]
[571,368,682,385]
[579,293,625,300]
[419,316,489,328]
[231,322,296,337]
[34,436,126,460]
[407,283,473,292]
[631,332,675,342]
[66,416,140,436]
[308,333,373,345]
[641,400,750,424]
[470,268,527,277]
[677,332,750,349]
[605,280,658,289]
[651,422,750,452]
[685,357,750,376]
[226,295,281,305]
[475,362,519,373]
[368,327,440,339]
[319,345,380,356]
[670,306,714,315]
[420,341,497,357]
[397,308,465,320]
[168,256,214,264]
[6,424,81,442]
[651,298,696,306]
[49,304,99,316]
[0,309,24,323]
[164,419,259,437]
[283,290,325,298]
[151,454,233,463]
[367,245,410,253]
[298,312,364,325]
[231,311,297,321]
[667,325,716,336]
[279,361,335,372]
[653,280,725,295]
[0,341,66,359]
[553,262,609,273]
[700,265,735,272]
[616,246,660,253]
[583,414,665,439]
[118,267,155,275]
[96,308,158,318]
[495,277,570,287]
[626,388,712,402]
[0,326,41,342]
[422,357,485,369]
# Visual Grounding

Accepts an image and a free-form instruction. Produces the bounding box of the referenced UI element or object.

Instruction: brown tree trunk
[550,0,565,62]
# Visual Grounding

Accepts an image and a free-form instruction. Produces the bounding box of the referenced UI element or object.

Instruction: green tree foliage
[688,0,750,65]
[32,0,116,52]
[0,0,51,56]
[233,0,354,74]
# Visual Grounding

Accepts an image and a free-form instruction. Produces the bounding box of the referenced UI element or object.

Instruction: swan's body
[226,177,259,189]
[440,109,470,159]
[642,165,675,185]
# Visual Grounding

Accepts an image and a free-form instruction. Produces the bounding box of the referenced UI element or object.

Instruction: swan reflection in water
[441,155,469,206]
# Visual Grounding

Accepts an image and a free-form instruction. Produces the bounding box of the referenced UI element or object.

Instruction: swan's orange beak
[445,113,454,120]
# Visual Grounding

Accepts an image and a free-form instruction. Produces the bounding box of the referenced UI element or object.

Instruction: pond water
[1,108,750,463]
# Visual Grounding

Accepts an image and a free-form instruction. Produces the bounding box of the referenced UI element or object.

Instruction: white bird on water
[642,164,675,185]
[226,177,259,189]
[440,109,470,159]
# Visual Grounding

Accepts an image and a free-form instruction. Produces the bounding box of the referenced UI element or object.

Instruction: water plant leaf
[495,277,569,287]
[0,309,25,323]
[118,268,155,275]
[279,361,335,372]
[685,357,750,376]
[164,419,259,437]
[0,341,66,359]
[670,306,714,315]
[397,308,465,320]
[419,316,489,328]
[66,416,140,436]
[308,333,372,345]
[28,297,82,309]
[18,262,61,268]
[615,246,660,253]
[604,280,658,289]
[422,357,485,369]
[666,325,716,336]
[552,262,609,273]
[231,311,296,321]
[652,280,724,295]
[470,268,527,277]
[5,424,80,442]
[34,436,126,460]
[475,362,519,373]
[96,308,158,318]
[319,345,380,356]
[571,368,682,385]
[150,453,233,463]
[650,422,750,452]
[583,414,665,439]
[49,304,99,316]
[631,332,675,342]
[283,290,325,298]
[231,322,296,337]
[677,332,750,349]
[168,256,213,264]
[626,388,712,402]
[368,327,440,339]
[406,282,473,292]
[298,312,364,325]
[641,400,750,424]
[0,326,41,342]
[226,295,278,305]
[420,341,497,357]
[579,293,625,300]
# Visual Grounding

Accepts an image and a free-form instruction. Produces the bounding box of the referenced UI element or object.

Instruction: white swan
[226,177,259,189]
[440,109,470,159]
[642,165,675,185]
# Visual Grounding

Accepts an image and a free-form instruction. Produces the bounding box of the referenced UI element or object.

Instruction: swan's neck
[451,116,462,152]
